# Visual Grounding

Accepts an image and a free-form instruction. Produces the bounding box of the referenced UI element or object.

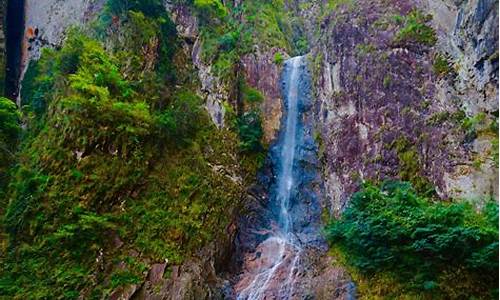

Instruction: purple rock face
[309,0,498,215]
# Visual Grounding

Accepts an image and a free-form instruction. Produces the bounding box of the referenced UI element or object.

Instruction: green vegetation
[390,135,435,196]
[274,52,285,65]
[0,3,257,297]
[0,97,20,195]
[236,110,264,153]
[327,181,499,299]
[195,0,294,80]
[242,85,264,106]
[395,10,437,46]
[355,43,376,57]
[382,74,392,88]
[194,0,228,22]
[433,53,452,77]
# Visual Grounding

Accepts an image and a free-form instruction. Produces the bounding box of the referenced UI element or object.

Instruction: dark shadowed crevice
[4,0,24,100]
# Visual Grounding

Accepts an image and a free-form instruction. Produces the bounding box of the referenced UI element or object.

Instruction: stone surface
[241,47,287,143]
[307,0,498,217]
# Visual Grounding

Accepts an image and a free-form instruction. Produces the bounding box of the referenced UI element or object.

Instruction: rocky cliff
[304,0,498,216]
[2,0,498,299]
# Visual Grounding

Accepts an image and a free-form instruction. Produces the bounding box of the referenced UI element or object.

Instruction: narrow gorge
[0,0,497,299]
[234,56,335,299]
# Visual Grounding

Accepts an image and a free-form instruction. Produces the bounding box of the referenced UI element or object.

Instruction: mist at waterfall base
[233,57,326,299]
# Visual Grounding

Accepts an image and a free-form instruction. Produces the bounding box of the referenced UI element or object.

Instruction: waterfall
[236,56,311,300]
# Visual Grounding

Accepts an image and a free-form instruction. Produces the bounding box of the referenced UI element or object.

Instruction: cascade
[235,56,324,299]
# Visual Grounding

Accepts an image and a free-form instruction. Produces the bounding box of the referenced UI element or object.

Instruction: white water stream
[237,56,304,300]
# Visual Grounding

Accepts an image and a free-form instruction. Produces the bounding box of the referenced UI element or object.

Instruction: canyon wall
[304,0,498,216]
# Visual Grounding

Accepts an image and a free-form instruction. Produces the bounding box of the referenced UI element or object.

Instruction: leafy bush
[106,0,165,17]
[327,181,499,298]
[0,21,256,298]
[274,52,284,65]
[395,10,437,46]
[194,0,228,23]
[156,91,206,146]
[0,97,20,195]
[433,53,452,76]
[242,85,264,105]
[237,110,264,153]
[218,30,239,52]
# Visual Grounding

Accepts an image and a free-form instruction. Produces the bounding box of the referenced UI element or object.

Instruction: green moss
[355,43,376,57]
[383,74,392,88]
[391,135,435,196]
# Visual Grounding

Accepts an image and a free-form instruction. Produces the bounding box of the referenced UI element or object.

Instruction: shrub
[237,110,263,153]
[395,10,437,46]
[156,91,206,146]
[218,30,239,52]
[106,0,165,17]
[327,181,499,298]
[242,86,264,105]
[194,0,228,23]
[0,97,20,190]
[274,52,284,65]
[433,53,452,76]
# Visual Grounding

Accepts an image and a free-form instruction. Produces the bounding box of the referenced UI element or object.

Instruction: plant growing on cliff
[395,10,437,47]
[327,181,499,299]
[274,52,284,65]
[237,110,264,153]
[0,97,20,194]
[194,0,228,23]
[433,53,452,77]
[0,26,247,299]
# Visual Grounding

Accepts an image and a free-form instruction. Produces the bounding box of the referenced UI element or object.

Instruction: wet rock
[241,47,288,143]
[109,284,139,300]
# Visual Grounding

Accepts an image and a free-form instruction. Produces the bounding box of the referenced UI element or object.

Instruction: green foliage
[383,74,392,88]
[294,37,309,54]
[326,0,353,11]
[433,53,452,77]
[492,137,499,167]
[462,112,487,133]
[391,135,435,196]
[241,0,292,51]
[194,0,228,23]
[237,110,264,153]
[395,10,437,46]
[101,1,178,82]
[1,23,252,298]
[0,97,20,197]
[327,181,499,299]
[106,0,166,17]
[242,85,264,106]
[355,43,376,57]
[274,52,284,65]
[156,91,206,146]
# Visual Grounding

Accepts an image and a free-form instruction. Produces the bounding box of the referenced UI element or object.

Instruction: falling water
[236,56,306,300]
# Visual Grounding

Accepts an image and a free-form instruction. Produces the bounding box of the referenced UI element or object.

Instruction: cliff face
[306,0,498,216]
[0,0,6,95]
[4,0,498,299]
